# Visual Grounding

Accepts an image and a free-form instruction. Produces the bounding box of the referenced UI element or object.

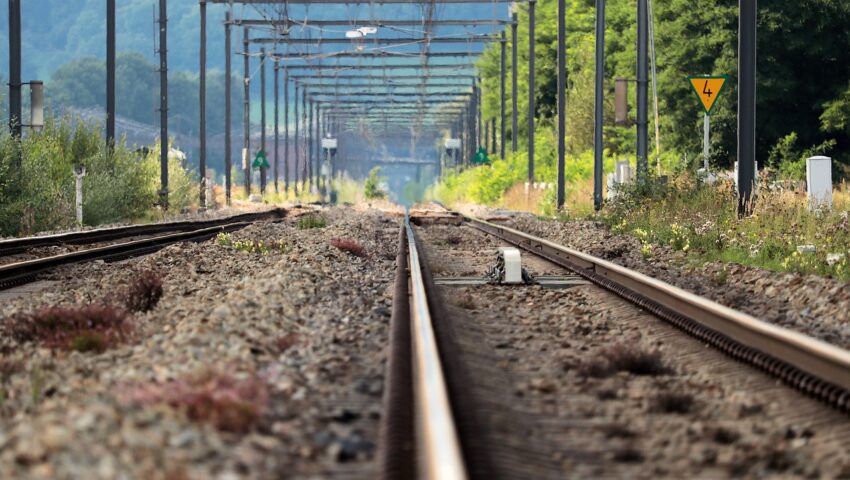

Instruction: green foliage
[0,116,195,236]
[768,132,837,181]
[296,215,327,230]
[364,167,387,200]
[49,53,242,137]
[475,0,850,173]
[216,232,286,255]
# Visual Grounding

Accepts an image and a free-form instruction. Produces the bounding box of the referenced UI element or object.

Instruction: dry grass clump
[578,343,671,378]
[8,305,133,353]
[331,238,366,257]
[121,369,269,434]
[125,270,164,313]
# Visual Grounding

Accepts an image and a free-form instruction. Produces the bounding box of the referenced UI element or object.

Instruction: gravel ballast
[0,206,397,478]
[419,222,850,478]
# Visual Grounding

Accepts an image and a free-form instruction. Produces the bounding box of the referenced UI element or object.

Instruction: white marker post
[72,165,86,226]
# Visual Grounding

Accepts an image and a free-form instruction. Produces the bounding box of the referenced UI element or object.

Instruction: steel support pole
[198,0,206,206]
[8,0,21,143]
[511,12,518,154]
[158,0,169,208]
[556,0,566,209]
[107,0,116,147]
[260,48,267,194]
[274,61,280,193]
[490,118,494,152]
[302,89,308,191]
[476,80,482,148]
[308,98,314,190]
[528,0,536,183]
[294,83,300,195]
[500,31,507,159]
[594,0,605,210]
[738,0,757,216]
[243,27,251,195]
[283,66,289,194]
[636,0,649,181]
[224,11,232,205]
[484,118,489,153]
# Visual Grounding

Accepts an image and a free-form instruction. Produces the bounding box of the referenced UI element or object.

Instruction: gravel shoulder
[456,203,850,351]
[418,222,850,478]
[0,206,397,479]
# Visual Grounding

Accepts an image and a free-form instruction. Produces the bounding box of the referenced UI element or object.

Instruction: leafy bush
[364,166,386,200]
[0,116,196,236]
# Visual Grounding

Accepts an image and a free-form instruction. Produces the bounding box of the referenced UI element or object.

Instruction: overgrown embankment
[0,117,195,237]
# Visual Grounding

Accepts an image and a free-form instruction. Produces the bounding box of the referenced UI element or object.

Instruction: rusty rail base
[466,216,850,413]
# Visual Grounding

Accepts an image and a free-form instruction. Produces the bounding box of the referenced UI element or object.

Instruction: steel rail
[0,209,286,256]
[405,218,468,480]
[464,215,850,411]
[0,220,276,290]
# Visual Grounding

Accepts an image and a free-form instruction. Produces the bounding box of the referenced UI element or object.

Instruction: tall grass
[0,116,195,236]
[603,177,850,280]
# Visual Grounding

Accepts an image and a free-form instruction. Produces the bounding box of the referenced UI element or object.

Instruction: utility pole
[636,0,649,181]
[260,48,267,194]
[302,88,307,191]
[556,0,566,209]
[528,0,536,183]
[107,0,116,147]
[500,31,506,159]
[511,11,518,154]
[284,65,290,194]
[158,0,169,208]
[476,78,482,148]
[738,0,757,216]
[294,82,300,195]
[8,0,21,146]
[243,27,251,195]
[308,97,313,191]
[224,11,232,205]
[594,0,605,210]
[274,60,280,193]
[198,0,206,207]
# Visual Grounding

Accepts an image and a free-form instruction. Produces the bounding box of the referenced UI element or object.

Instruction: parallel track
[464,214,850,412]
[0,209,285,256]
[0,209,286,290]
[382,210,850,478]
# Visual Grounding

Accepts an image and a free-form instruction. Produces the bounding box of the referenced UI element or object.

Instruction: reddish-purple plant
[330,238,366,257]
[121,369,270,434]
[8,305,132,353]
[275,332,301,353]
[125,270,164,312]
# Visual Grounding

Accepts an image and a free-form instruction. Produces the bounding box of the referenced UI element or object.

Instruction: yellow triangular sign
[688,76,728,115]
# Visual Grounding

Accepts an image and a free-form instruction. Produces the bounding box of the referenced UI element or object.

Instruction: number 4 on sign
[688,76,728,115]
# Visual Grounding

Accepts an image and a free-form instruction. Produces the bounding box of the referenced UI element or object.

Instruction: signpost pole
[703,113,710,171]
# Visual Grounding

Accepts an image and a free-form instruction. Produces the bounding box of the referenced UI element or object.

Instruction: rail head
[405,220,468,480]
[464,214,850,393]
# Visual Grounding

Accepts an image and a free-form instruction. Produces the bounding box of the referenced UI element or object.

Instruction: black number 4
[703,81,713,98]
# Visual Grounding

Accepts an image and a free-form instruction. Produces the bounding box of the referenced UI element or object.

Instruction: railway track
[0,208,286,290]
[383,210,850,478]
